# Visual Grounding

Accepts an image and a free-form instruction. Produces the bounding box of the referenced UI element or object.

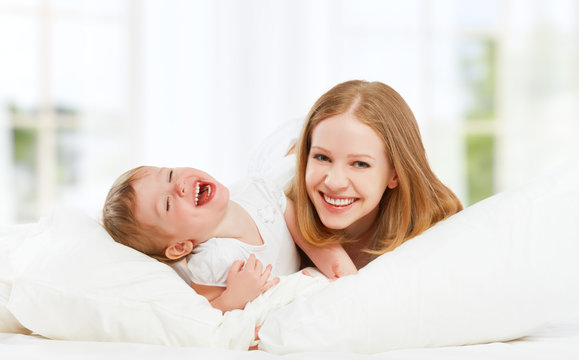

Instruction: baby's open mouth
[195,182,213,206]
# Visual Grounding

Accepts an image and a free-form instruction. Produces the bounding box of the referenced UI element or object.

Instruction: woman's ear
[387,172,399,189]
[165,240,194,260]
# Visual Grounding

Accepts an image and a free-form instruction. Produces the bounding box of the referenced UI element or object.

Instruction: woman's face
[305,112,398,236]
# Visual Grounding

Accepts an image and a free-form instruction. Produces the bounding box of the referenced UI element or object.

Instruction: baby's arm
[192,254,279,313]
[284,198,358,280]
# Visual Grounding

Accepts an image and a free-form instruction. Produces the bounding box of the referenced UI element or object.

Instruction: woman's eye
[313,154,330,162]
[166,197,171,211]
[168,169,173,182]
[353,161,370,169]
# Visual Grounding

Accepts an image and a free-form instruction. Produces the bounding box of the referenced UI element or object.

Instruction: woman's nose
[324,166,349,191]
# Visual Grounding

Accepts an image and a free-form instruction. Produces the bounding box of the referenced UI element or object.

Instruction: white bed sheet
[2,316,579,360]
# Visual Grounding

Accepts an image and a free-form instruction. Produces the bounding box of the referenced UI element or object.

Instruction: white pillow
[258,160,579,354]
[247,117,303,177]
[7,210,259,349]
[0,223,33,334]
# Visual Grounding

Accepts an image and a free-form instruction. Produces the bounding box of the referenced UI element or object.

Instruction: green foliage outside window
[13,129,37,167]
[460,38,496,205]
[466,134,494,204]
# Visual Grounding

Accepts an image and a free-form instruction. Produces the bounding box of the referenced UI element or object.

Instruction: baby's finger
[254,258,263,274]
[229,260,245,274]
[260,263,272,280]
[262,277,280,292]
[245,253,257,269]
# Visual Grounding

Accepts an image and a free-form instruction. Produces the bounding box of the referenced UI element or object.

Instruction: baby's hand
[221,254,279,310]
[249,325,261,351]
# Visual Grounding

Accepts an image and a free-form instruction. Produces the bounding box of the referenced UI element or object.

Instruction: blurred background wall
[1,0,578,224]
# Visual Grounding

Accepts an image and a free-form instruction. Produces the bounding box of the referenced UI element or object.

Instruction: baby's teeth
[195,183,200,205]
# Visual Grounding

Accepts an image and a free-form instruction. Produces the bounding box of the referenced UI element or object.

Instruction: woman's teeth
[323,194,355,206]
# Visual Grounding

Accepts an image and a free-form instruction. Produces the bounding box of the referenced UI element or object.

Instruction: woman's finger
[331,261,342,280]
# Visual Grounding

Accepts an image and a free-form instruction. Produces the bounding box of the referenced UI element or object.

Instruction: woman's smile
[319,191,358,213]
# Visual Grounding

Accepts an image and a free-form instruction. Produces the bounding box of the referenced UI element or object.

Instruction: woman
[286,80,463,269]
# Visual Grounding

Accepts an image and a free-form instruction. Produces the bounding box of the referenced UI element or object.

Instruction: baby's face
[132,166,230,247]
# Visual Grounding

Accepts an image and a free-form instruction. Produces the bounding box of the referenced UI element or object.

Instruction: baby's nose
[175,180,186,196]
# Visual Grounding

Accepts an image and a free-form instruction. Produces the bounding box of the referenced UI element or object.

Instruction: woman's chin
[319,216,351,230]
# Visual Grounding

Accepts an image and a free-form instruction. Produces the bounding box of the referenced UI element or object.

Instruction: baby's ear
[165,240,194,260]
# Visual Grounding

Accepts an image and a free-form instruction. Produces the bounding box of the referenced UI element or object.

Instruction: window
[460,37,497,204]
[0,0,134,222]
[458,1,499,205]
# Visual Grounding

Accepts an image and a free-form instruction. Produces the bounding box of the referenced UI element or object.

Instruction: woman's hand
[330,259,348,280]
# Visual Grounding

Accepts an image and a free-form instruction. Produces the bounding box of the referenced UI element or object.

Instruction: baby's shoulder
[188,238,251,286]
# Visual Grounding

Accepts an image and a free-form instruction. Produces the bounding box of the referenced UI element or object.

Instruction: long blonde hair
[286,80,462,256]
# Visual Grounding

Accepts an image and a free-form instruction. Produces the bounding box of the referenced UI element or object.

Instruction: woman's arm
[284,198,358,280]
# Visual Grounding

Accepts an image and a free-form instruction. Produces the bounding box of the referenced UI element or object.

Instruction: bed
[2,318,579,360]
[1,119,579,359]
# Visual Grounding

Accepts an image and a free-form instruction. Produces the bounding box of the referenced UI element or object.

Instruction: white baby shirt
[178,174,301,287]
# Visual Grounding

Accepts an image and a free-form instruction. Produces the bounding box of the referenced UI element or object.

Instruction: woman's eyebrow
[348,153,375,161]
[311,146,375,160]
[310,145,329,152]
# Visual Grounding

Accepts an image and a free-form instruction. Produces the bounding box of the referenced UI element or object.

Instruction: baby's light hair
[102,166,169,261]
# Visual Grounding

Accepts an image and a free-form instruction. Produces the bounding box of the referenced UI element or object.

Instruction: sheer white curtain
[0,0,466,222]
[13,0,578,221]
[4,0,577,223]
[497,0,579,190]
[136,0,465,198]
[137,0,343,185]
[136,0,578,198]
[0,112,12,222]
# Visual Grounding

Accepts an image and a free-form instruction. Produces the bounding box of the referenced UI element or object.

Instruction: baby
[102,165,356,313]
